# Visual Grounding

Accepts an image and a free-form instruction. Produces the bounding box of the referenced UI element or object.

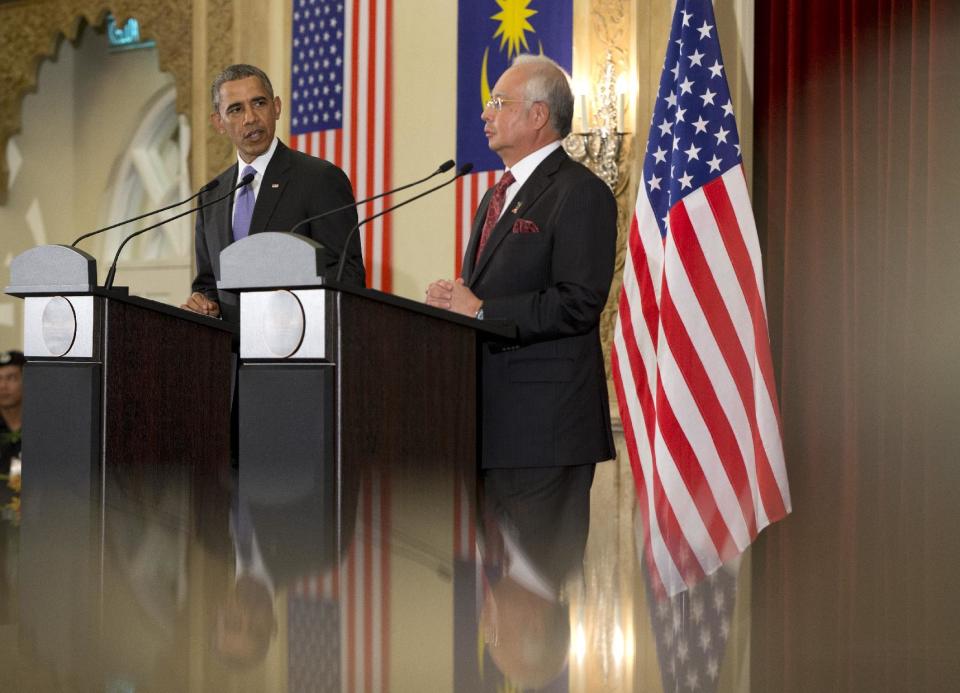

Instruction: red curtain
[752,1,960,690]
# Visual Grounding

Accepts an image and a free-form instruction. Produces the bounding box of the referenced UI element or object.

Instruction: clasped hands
[180,291,221,318]
[425,278,482,318]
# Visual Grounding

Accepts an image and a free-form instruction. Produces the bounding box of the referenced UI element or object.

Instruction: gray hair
[211,64,275,111]
[512,54,575,138]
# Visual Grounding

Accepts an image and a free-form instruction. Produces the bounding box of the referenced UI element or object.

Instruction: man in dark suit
[182,64,364,322]
[426,55,617,574]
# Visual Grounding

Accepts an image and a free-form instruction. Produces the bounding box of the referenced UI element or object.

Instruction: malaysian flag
[289,0,394,291]
[288,472,390,692]
[454,0,572,276]
[612,0,791,597]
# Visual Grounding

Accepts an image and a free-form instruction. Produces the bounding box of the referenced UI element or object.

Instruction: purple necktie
[232,165,257,241]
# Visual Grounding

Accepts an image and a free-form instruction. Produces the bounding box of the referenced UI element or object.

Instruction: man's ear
[273,96,282,120]
[210,111,224,133]
[532,101,551,130]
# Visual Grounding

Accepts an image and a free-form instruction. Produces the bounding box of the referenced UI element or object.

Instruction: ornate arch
[0,0,232,204]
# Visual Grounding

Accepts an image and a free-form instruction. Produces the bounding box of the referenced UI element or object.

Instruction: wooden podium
[218,233,515,573]
[5,245,235,689]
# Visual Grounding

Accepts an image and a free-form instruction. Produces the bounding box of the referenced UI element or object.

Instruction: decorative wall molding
[585,0,634,416]
[203,0,235,180]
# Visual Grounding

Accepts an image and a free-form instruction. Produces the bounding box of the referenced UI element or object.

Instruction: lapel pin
[271,183,280,188]
[511,201,523,214]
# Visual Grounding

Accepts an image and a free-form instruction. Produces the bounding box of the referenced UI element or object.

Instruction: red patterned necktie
[474,171,515,263]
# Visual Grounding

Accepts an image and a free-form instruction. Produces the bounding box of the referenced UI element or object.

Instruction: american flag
[612,0,791,598]
[643,558,738,693]
[288,473,390,692]
[289,0,394,291]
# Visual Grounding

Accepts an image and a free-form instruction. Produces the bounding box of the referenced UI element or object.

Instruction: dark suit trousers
[480,464,595,589]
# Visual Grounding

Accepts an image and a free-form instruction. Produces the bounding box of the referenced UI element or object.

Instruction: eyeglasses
[484,96,532,112]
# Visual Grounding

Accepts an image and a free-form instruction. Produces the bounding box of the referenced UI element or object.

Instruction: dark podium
[218,233,514,577]
[4,245,235,690]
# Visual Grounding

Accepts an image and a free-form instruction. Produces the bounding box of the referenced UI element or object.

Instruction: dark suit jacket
[462,147,617,469]
[192,140,365,323]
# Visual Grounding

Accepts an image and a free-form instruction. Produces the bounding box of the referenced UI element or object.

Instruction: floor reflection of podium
[218,233,515,690]
[6,245,235,690]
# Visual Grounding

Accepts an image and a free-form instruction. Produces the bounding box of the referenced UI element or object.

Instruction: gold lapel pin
[271,183,280,188]
[511,201,523,214]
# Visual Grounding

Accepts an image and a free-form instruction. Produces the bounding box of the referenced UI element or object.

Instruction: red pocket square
[512,219,540,234]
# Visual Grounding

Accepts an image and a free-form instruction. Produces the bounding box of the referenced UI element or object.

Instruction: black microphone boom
[334,163,474,283]
[286,158,456,236]
[71,178,221,248]
[103,172,255,290]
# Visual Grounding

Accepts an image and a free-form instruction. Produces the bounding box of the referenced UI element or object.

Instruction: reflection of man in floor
[476,466,592,690]
[479,522,570,690]
[213,470,359,668]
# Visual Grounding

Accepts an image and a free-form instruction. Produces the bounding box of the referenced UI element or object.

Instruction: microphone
[71,178,221,247]
[286,159,456,236]
[335,163,474,283]
[103,172,255,290]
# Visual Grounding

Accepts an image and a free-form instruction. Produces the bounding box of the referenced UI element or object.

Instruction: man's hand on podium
[425,278,482,318]
[181,292,221,318]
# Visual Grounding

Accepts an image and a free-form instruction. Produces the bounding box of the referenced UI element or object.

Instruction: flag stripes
[612,0,790,598]
[454,170,499,276]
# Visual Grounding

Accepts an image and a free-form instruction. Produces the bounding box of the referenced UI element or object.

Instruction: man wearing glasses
[183,64,365,323]
[426,55,617,593]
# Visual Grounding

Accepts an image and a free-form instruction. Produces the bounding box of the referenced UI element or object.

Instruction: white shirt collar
[505,140,563,190]
[496,140,562,221]
[235,136,280,199]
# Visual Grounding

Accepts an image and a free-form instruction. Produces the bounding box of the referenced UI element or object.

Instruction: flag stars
[685,670,701,691]
[658,118,673,136]
[679,171,694,189]
[697,20,714,40]
[652,146,668,164]
[693,115,709,134]
[671,63,680,80]
[675,106,687,123]
[688,49,705,67]
[699,626,713,652]
[707,658,720,680]
[647,174,662,191]
[665,92,678,109]
[684,142,701,161]
[679,76,695,95]
[707,154,723,172]
[708,60,724,78]
[681,9,693,26]
[722,99,735,117]
[690,597,705,623]
[713,589,727,613]
[714,125,730,144]
[699,88,717,106]
[676,638,690,663]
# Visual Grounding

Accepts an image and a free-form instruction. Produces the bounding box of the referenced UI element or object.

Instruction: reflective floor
[0,432,753,693]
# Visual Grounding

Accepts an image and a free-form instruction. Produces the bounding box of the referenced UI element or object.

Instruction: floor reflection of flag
[289,585,342,693]
[288,473,389,692]
[643,556,738,693]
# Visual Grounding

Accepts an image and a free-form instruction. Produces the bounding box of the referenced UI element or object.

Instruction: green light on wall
[106,14,155,51]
